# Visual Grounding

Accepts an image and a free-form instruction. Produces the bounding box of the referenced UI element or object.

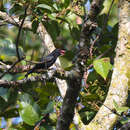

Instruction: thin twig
[95,46,114,60]
[0,22,7,26]
[82,63,93,88]
[98,101,121,116]
[0,57,24,79]
[90,35,99,59]
[15,4,29,60]
[34,114,49,130]
[83,71,89,88]
[0,61,7,67]
[5,12,19,26]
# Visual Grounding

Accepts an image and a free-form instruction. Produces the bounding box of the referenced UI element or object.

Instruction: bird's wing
[41,55,54,63]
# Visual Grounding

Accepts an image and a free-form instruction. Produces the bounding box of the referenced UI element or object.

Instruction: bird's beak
[60,50,66,55]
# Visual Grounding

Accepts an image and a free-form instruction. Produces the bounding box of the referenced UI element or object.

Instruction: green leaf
[32,0,38,2]
[49,113,57,123]
[56,16,69,24]
[116,107,129,115]
[64,0,70,8]
[59,57,73,69]
[42,101,55,114]
[84,94,99,101]
[71,27,80,41]
[1,108,18,118]
[35,82,59,108]
[79,110,96,124]
[48,14,57,21]
[113,100,129,114]
[101,0,118,27]
[40,125,56,130]
[7,128,17,130]
[0,87,10,102]
[120,117,130,124]
[32,20,39,33]
[9,4,24,15]
[43,21,60,41]
[18,93,41,126]
[37,4,52,11]
[93,58,112,79]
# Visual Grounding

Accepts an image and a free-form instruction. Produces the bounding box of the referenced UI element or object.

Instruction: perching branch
[0,75,54,88]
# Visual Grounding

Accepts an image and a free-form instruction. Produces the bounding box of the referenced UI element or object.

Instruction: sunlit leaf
[93,58,112,80]
[59,57,73,69]
[18,93,41,126]
[49,113,57,124]
[116,107,129,115]
[48,14,57,20]
[100,0,118,27]
[37,4,52,11]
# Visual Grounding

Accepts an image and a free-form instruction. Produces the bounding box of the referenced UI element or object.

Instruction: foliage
[93,58,112,80]
[0,0,129,129]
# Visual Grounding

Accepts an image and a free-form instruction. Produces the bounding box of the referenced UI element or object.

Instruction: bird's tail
[25,67,35,78]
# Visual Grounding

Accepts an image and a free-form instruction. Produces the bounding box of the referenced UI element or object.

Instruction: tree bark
[56,76,82,130]
[86,0,130,129]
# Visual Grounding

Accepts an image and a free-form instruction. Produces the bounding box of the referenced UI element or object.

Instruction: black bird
[25,49,65,77]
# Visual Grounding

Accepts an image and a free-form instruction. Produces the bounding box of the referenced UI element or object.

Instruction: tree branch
[0,11,32,30]
[56,75,82,130]
[0,75,54,88]
[0,57,24,79]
